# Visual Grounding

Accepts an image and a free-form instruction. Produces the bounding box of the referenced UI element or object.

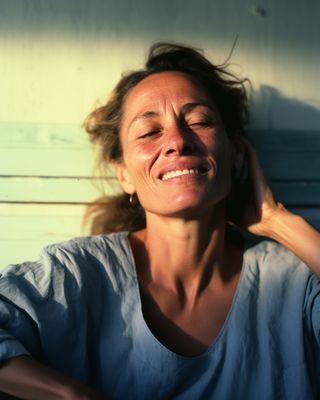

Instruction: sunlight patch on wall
[0,36,143,125]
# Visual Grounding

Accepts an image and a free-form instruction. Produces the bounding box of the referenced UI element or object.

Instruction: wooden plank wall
[1,1,320,266]
[248,130,320,229]
[1,123,319,266]
[0,123,121,266]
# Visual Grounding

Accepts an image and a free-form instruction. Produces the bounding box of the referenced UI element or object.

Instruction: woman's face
[114,71,233,218]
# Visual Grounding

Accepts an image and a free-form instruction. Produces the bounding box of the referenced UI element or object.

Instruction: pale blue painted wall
[1,0,320,265]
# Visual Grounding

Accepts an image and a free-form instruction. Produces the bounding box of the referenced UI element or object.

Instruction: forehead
[122,71,213,116]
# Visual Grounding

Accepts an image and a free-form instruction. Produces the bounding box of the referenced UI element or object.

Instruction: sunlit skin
[112,71,320,357]
[114,71,234,219]
[112,72,243,355]
[1,72,320,400]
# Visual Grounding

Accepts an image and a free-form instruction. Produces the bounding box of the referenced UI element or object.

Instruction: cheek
[121,152,152,193]
[135,141,161,160]
[123,140,161,177]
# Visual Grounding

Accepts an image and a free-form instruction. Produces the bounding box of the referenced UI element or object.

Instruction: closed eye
[138,129,161,139]
[188,120,216,128]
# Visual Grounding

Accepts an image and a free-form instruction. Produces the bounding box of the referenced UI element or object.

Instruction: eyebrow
[128,111,159,129]
[128,101,214,130]
[180,101,214,115]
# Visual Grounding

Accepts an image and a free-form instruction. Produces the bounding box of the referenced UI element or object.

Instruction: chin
[152,196,227,219]
[140,186,230,218]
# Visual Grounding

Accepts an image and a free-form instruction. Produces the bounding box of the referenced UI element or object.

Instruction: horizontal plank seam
[0,201,91,205]
[0,176,320,183]
[287,204,320,208]
[0,175,115,180]
[0,201,319,208]
[271,179,320,183]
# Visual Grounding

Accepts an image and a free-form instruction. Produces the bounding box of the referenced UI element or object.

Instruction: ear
[111,161,135,195]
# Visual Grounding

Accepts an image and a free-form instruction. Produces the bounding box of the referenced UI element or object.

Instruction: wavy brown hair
[84,42,250,234]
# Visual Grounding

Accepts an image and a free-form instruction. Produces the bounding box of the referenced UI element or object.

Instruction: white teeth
[161,169,199,181]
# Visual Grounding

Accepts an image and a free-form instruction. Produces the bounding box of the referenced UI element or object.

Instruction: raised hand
[228,136,284,237]
[228,136,320,277]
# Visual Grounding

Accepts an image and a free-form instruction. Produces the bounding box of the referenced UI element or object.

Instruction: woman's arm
[0,356,103,400]
[234,137,320,277]
[263,206,320,277]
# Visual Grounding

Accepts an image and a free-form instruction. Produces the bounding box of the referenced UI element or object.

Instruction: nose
[164,123,197,156]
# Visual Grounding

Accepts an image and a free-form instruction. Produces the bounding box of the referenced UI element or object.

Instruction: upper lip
[157,159,211,180]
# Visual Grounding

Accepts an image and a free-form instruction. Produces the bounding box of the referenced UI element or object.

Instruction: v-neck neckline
[120,230,251,360]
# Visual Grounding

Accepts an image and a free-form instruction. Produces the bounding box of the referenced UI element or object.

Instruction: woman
[0,43,319,399]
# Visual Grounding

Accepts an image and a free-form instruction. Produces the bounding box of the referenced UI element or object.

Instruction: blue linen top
[0,231,319,399]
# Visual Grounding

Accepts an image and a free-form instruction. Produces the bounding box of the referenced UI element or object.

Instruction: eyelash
[188,120,215,128]
[138,129,161,139]
[137,119,215,139]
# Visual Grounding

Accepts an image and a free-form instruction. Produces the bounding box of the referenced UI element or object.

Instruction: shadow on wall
[246,86,320,229]
[252,85,320,130]
[248,85,320,183]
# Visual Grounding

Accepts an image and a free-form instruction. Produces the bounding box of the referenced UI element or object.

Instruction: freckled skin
[114,71,233,219]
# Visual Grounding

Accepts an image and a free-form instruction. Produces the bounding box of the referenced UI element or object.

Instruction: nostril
[165,142,195,156]
[166,148,176,155]
[164,127,199,156]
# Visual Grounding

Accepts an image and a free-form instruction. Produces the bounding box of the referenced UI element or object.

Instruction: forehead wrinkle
[180,101,215,115]
[129,110,159,129]
[124,73,216,130]
[128,100,215,131]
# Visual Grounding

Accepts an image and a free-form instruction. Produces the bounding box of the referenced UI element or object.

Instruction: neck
[131,202,232,303]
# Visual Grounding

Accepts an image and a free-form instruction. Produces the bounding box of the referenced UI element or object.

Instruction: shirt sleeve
[0,244,81,365]
[0,297,41,363]
[303,273,320,390]
[0,241,101,379]
[304,274,320,346]
[0,262,44,364]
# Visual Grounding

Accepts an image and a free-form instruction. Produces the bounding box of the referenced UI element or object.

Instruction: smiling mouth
[161,165,209,181]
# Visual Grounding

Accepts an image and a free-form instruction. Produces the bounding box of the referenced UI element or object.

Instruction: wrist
[263,205,301,243]
[255,203,290,239]
[260,205,320,277]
